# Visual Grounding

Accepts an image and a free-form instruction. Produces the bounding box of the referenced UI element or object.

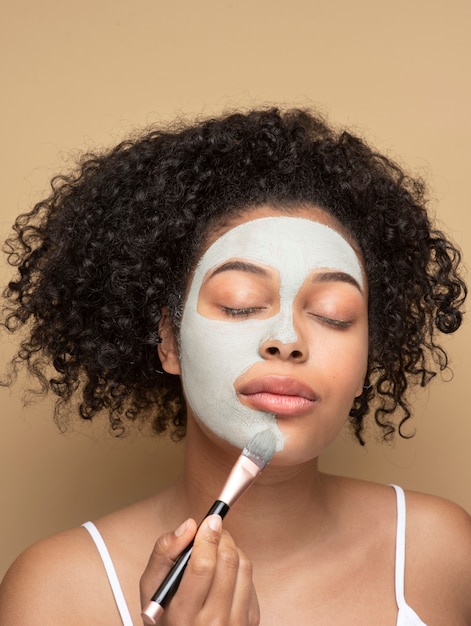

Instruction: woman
[1,108,470,625]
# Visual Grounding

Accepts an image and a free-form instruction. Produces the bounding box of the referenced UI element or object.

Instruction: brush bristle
[242,429,277,469]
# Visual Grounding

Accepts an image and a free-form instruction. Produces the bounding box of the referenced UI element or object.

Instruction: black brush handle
[150,500,230,608]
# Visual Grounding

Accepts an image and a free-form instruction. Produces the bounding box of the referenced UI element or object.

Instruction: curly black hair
[1,108,466,444]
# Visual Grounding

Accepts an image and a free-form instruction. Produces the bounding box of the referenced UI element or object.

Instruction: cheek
[315,329,368,391]
[179,312,266,388]
[343,340,369,397]
[178,308,285,450]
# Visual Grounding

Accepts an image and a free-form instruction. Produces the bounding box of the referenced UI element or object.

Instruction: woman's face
[163,206,369,464]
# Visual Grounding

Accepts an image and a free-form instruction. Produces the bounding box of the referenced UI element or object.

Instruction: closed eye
[221,306,266,318]
[309,313,352,328]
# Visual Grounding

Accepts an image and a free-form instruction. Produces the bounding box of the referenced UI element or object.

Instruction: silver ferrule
[218,454,261,507]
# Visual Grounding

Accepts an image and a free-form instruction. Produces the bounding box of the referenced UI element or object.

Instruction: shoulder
[0,496,170,625]
[404,489,471,621]
[331,477,471,620]
[0,525,113,625]
[404,488,471,556]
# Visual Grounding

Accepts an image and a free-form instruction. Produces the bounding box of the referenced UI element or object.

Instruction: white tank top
[82,484,427,625]
[392,484,427,626]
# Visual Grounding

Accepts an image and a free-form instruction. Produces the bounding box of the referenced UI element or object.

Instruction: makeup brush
[141,429,277,624]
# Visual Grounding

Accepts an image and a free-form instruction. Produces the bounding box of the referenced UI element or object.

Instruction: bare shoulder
[404,489,471,620]
[0,526,106,625]
[326,476,471,621]
[405,488,471,555]
[0,494,173,625]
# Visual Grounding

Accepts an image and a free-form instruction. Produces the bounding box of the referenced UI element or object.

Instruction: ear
[355,363,371,399]
[157,307,181,375]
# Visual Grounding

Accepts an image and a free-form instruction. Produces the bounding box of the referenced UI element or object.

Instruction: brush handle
[142,449,268,623]
[149,500,230,609]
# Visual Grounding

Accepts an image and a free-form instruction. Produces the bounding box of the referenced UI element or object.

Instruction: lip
[238,376,318,416]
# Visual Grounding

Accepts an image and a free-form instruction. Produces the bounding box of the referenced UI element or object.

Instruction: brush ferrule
[218,454,261,507]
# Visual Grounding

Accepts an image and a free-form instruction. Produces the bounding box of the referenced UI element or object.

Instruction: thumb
[140,518,197,607]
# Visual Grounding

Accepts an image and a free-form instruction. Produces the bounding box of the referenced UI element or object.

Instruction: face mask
[179,216,364,451]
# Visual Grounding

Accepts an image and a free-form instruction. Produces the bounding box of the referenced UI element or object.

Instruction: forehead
[195,216,364,289]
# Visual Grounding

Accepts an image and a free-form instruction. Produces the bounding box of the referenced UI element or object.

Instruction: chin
[269,422,344,466]
[192,405,286,453]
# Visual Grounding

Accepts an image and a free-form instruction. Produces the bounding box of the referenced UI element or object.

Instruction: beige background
[1,0,470,578]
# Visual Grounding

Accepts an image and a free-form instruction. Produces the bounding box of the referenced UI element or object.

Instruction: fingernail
[174,519,189,537]
[207,515,222,532]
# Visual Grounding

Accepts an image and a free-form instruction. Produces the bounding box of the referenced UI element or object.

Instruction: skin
[1,205,471,625]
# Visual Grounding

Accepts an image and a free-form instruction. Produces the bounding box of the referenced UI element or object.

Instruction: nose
[259,338,307,362]
[258,304,308,362]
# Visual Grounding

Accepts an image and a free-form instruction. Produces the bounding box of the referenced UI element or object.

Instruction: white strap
[82,521,134,626]
[391,484,407,608]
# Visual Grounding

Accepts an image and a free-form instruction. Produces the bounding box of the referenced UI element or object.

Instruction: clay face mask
[179,216,364,451]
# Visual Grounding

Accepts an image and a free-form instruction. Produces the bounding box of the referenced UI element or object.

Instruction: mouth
[238,376,318,416]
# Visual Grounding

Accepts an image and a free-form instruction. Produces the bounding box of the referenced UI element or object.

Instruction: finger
[198,529,241,623]
[203,540,259,625]
[139,518,197,607]
[165,514,222,619]
[230,550,260,626]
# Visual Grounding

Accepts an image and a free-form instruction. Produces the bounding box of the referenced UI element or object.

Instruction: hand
[140,515,260,625]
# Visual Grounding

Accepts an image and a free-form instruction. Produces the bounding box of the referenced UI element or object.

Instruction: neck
[170,418,337,560]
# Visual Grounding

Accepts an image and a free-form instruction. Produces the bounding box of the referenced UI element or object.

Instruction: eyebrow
[311,271,363,292]
[207,260,270,280]
[206,263,363,291]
